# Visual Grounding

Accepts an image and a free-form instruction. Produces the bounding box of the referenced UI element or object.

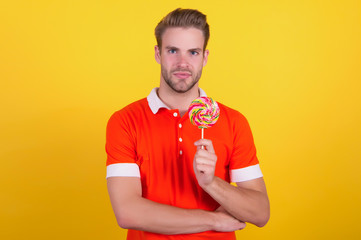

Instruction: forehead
[161,27,205,50]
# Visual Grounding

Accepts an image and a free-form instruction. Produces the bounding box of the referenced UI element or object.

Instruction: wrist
[200,176,218,192]
[195,209,218,231]
[208,211,219,231]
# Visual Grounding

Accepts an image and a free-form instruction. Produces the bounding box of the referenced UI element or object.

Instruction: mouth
[173,71,191,79]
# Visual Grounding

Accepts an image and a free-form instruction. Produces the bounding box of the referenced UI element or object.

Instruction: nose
[177,53,189,68]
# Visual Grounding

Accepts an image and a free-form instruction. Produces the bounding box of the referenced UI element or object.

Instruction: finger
[195,164,214,173]
[194,139,215,153]
[195,157,216,166]
[239,222,247,230]
[195,150,217,162]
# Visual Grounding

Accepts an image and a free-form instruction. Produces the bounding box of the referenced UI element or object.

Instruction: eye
[190,51,199,56]
[168,49,177,54]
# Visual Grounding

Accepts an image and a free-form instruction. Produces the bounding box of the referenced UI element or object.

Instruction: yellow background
[1,0,360,239]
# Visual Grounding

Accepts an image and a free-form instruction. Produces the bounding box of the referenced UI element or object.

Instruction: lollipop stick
[200,128,204,173]
[201,128,204,150]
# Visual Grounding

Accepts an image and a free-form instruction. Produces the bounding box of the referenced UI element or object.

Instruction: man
[106,8,270,240]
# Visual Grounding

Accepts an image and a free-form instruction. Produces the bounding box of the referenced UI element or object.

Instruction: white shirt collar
[147,87,207,114]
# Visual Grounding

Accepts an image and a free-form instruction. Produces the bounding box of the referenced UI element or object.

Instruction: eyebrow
[165,46,179,50]
[189,48,203,52]
[165,46,203,52]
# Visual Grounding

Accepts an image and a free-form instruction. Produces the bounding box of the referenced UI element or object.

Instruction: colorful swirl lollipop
[188,97,220,139]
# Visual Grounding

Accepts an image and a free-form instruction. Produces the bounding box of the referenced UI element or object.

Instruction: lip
[173,72,191,79]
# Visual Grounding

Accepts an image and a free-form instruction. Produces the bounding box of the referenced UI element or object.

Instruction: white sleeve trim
[106,163,140,179]
[230,164,263,182]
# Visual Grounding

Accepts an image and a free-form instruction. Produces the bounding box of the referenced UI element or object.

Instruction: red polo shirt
[106,88,263,240]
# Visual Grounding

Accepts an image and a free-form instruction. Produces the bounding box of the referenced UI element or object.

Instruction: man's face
[155,27,209,93]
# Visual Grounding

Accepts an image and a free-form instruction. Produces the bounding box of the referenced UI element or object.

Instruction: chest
[134,110,234,180]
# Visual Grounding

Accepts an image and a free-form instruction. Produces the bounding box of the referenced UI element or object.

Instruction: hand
[212,206,246,232]
[193,139,217,188]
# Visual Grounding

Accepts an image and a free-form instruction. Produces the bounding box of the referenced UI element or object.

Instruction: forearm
[202,177,270,227]
[107,177,244,235]
[114,196,216,235]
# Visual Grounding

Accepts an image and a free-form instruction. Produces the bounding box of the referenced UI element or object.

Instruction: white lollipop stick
[201,128,204,150]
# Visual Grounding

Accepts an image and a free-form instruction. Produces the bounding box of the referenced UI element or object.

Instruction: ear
[202,49,209,67]
[155,45,161,64]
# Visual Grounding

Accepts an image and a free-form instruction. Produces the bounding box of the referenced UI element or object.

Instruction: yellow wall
[1,0,360,239]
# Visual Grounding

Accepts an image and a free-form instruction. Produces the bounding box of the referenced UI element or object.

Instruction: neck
[158,82,200,116]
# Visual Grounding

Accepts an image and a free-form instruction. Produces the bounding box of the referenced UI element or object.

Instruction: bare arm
[193,139,270,227]
[107,176,246,235]
[201,177,270,227]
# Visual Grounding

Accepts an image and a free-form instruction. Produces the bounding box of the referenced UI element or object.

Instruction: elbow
[254,197,270,227]
[254,209,270,228]
[254,217,269,228]
[113,199,144,230]
[117,218,131,229]
[116,213,139,230]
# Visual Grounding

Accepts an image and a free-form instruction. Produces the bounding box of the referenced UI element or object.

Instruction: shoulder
[107,98,150,130]
[110,98,149,120]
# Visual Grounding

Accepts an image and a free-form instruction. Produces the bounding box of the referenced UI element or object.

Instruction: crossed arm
[107,177,245,235]
[107,139,270,234]
[193,139,270,227]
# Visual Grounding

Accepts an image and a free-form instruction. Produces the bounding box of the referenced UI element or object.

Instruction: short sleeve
[229,112,263,182]
[105,111,140,178]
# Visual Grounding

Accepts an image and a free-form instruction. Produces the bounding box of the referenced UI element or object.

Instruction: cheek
[192,59,204,69]
[162,57,176,66]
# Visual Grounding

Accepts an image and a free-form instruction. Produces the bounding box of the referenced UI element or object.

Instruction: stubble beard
[161,66,203,94]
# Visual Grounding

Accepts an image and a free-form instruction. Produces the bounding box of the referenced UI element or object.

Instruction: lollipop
[188,96,220,139]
